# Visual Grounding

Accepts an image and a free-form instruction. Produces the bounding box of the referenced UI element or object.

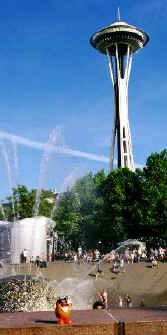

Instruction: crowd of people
[19,243,166,278]
[19,246,103,270]
[54,244,167,267]
[61,247,102,265]
[105,245,167,274]
[20,249,48,268]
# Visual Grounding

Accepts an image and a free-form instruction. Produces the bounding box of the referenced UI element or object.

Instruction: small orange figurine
[55,296,72,325]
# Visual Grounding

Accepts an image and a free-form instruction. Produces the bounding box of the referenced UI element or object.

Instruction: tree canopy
[3,185,55,221]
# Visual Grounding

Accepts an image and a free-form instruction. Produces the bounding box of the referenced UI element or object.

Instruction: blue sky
[0,0,166,199]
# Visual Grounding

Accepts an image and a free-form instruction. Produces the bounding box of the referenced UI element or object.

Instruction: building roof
[90,20,149,55]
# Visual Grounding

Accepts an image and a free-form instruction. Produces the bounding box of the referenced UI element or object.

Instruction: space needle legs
[106,46,135,171]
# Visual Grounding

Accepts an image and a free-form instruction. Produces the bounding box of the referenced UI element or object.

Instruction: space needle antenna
[117,7,121,21]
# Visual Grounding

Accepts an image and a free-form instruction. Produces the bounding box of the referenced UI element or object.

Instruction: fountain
[10,216,54,264]
[0,216,54,264]
[0,129,66,265]
[0,262,97,312]
[0,128,99,316]
[0,216,98,313]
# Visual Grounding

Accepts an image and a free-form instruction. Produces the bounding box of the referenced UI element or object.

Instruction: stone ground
[2,260,167,308]
[1,308,167,328]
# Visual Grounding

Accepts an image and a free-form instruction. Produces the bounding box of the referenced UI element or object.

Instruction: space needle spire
[90,14,149,171]
[117,7,121,21]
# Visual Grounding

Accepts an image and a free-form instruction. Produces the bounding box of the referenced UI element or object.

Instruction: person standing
[73,253,77,264]
[77,246,82,265]
[78,246,82,256]
[124,294,132,308]
[23,249,28,263]
[102,289,108,309]
[98,289,108,309]
[118,296,123,308]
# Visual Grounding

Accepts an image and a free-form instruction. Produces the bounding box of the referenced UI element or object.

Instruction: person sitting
[93,301,104,309]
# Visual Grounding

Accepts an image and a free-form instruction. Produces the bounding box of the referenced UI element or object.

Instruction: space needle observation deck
[90,15,149,171]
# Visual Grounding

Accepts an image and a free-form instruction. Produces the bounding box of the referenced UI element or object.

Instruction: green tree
[38,189,56,218]
[54,189,80,248]
[53,171,106,250]
[141,150,167,240]
[5,185,35,220]
[5,185,55,221]
[74,171,105,249]
[144,149,167,183]
[99,168,144,250]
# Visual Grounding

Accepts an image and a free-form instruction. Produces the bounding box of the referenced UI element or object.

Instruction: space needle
[90,11,149,171]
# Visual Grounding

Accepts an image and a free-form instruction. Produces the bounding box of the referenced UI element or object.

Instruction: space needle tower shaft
[90,12,149,171]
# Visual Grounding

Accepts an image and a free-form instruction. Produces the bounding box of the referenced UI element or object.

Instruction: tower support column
[106,45,135,171]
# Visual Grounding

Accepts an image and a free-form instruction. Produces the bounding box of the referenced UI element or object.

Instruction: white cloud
[0,130,109,164]
[0,130,143,170]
